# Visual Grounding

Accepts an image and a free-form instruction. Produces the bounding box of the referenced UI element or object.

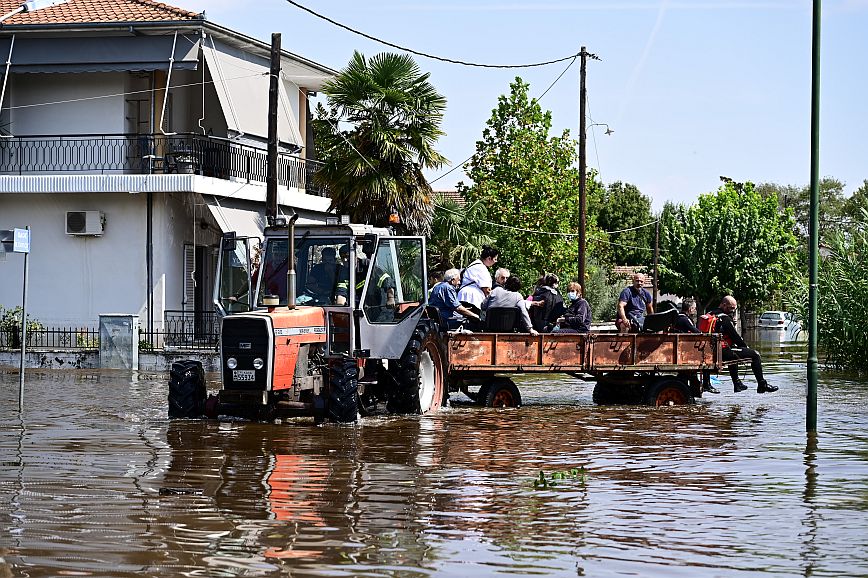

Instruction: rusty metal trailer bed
[445,331,723,407]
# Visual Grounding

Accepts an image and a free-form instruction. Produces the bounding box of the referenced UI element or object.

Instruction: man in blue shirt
[617,273,654,332]
[429,268,481,330]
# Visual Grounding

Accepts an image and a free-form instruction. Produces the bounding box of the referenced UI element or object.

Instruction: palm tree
[313,51,447,235]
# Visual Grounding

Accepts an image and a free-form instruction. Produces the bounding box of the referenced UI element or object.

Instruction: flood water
[1,342,867,577]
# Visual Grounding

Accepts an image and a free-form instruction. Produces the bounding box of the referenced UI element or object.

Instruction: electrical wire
[433,198,662,251]
[606,219,659,234]
[285,0,581,69]
[429,54,579,185]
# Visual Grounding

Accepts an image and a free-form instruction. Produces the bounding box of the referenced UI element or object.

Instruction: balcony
[0,133,327,196]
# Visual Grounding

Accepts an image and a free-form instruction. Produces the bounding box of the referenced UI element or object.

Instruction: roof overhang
[0,19,335,90]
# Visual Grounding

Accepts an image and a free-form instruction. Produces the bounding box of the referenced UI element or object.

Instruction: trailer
[167,217,724,423]
[446,330,722,407]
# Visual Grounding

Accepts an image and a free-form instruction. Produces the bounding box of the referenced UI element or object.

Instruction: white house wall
[0,192,146,326]
[0,191,228,328]
[10,73,126,135]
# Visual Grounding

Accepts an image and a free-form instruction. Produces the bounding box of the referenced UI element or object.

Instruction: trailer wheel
[592,382,619,405]
[479,378,522,408]
[387,324,445,414]
[645,378,693,407]
[327,358,359,423]
[168,360,206,418]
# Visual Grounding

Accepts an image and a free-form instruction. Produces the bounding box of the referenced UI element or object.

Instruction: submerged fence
[0,313,219,352]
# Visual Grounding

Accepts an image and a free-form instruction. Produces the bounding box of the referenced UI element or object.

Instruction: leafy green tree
[458,77,603,286]
[841,180,868,228]
[312,51,447,235]
[757,177,847,242]
[658,180,798,312]
[429,195,496,273]
[594,181,654,265]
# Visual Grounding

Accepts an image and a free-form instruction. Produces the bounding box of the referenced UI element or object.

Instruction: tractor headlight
[253,358,264,370]
[227,357,238,369]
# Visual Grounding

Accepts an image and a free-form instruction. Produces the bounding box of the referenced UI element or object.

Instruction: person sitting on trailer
[493,267,510,290]
[673,298,719,394]
[700,296,778,394]
[617,273,654,332]
[553,282,591,333]
[482,275,538,335]
[457,245,500,309]
[430,268,481,330]
[529,273,566,332]
[674,298,700,333]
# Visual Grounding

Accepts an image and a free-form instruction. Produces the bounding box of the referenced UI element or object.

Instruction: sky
[182,0,868,211]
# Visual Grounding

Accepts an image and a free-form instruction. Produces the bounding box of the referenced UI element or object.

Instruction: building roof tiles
[0,0,201,25]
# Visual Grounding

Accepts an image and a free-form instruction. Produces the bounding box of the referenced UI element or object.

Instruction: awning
[205,196,266,241]
[204,195,332,237]
[202,36,303,146]
[0,35,200,73]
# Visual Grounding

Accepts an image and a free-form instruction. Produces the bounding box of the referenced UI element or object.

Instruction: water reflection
[1,359,868,577]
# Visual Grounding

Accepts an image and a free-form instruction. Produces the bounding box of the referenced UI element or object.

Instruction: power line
[285,0,581,69]
[433,198,662,250]
[430,55,579,185]
[606,219,659,234]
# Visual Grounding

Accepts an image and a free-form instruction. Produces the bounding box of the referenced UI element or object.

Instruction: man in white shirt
[457,245,500,309]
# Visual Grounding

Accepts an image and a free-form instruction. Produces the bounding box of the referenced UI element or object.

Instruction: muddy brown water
[1,341,867,577]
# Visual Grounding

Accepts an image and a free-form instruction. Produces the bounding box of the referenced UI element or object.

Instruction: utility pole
[577,47,600,291]
[652,219,659,305]
[578,46,587,289]
[266,33,281,224]
[807,0,821,433]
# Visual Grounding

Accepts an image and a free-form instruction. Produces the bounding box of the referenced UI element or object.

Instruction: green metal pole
[807,0,821,432]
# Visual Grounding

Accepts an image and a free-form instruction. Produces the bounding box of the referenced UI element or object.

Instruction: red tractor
[168,216,446,423]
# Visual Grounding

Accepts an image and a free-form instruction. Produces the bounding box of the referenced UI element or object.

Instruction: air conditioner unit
[66,211,104,236]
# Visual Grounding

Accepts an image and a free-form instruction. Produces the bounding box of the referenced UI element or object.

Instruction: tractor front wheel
[327,358,359,423]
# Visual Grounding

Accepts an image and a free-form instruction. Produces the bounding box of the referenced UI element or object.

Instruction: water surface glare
[1,345,867,577]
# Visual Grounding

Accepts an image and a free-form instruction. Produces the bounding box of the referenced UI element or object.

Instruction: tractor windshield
[256,237,359,307]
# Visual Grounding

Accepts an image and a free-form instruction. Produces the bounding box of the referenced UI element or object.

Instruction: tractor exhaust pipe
[286,212,299,309]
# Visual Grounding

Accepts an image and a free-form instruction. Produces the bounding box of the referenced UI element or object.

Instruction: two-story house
[0,0,335,337]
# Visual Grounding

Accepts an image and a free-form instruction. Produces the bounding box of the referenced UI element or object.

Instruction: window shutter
[183,243,195,313]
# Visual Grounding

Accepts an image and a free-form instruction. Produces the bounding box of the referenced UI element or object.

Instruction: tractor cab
[215,218,428,365]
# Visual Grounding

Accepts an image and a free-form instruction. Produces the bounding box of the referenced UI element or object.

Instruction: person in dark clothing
[553,281,591,333]
[674,298,700,333]
[674,298,720,394]
[700,296,778,394]
[529,273,565,332]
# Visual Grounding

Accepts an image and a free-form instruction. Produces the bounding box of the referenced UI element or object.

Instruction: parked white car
[757,311,802,341]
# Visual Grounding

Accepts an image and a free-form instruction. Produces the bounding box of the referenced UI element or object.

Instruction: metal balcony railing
[0,133,328,197]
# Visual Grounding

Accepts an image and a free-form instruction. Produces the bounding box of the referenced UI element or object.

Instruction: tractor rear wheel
[387,324,445,415]
[327,358,359,423]
[168,360,206,418]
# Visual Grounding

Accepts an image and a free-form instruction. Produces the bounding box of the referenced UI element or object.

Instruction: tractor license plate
[232,369,255,381]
